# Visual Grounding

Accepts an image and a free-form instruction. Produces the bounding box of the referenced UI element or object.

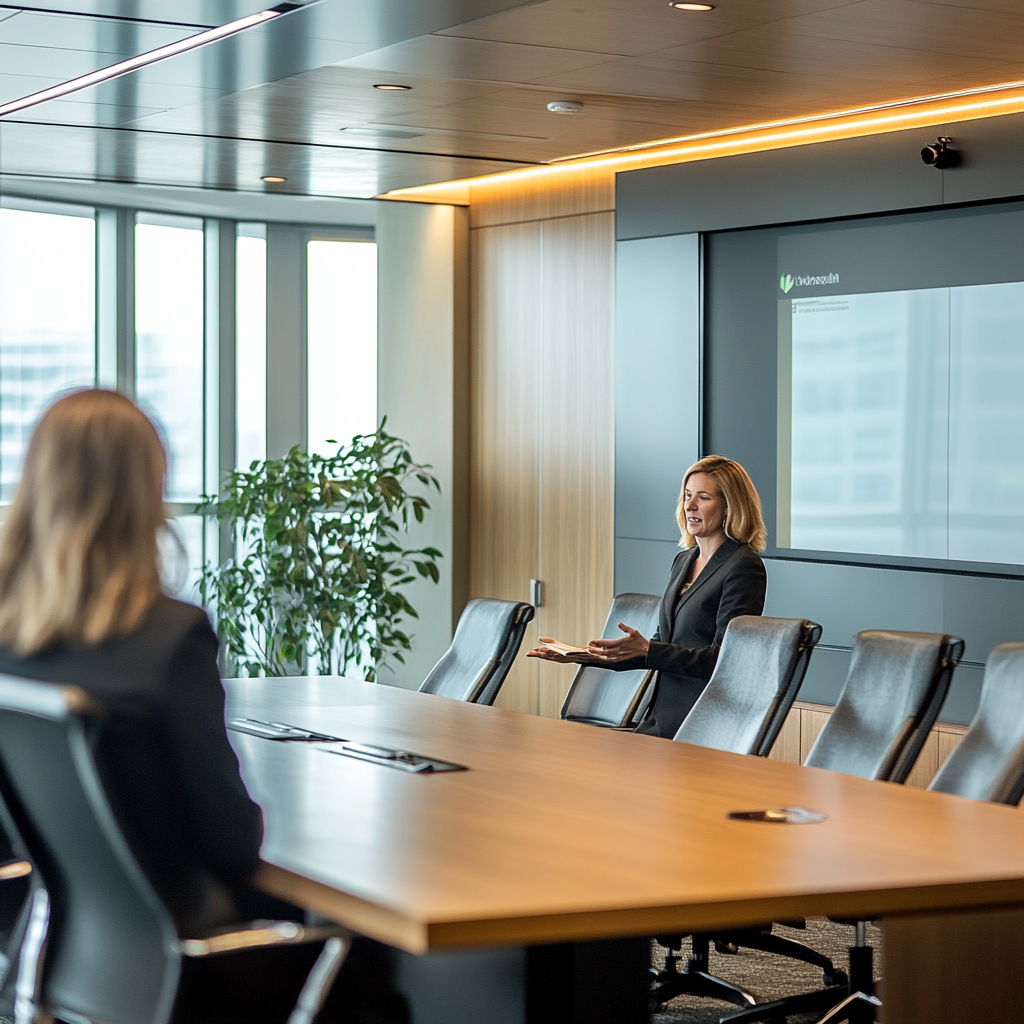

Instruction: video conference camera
[921,137,960,169]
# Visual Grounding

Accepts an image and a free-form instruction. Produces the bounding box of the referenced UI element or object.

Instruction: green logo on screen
[780,274,795,294]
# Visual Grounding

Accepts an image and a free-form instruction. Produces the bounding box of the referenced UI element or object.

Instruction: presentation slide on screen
[776,206,1024,567]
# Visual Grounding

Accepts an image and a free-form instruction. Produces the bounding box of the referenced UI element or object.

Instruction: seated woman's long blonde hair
[0,390,166,655]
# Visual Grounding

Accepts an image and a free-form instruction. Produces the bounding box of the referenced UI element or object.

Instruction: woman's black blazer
[627,537,767,739]
[0,596,264,932]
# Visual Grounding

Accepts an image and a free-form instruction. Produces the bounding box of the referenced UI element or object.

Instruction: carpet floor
[651,918,881,1024]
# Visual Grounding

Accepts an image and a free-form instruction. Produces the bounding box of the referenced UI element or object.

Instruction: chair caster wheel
[714,940,740,954]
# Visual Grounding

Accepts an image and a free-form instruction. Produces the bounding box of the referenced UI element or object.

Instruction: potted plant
[198,422,442,679]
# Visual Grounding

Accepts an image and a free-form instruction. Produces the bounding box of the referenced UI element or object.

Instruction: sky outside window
[0,203,96,501]
[307,239,377,456]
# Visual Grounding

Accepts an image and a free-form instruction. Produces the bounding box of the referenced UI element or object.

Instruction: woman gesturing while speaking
[530,455,768,739]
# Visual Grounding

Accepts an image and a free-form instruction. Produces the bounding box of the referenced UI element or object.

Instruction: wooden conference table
[225,676,1024,1022]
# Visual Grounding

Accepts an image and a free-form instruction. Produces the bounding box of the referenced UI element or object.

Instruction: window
[236,224,266,471]
[134,213,205,501]
[0,201,96,501]
[307,239,377,455]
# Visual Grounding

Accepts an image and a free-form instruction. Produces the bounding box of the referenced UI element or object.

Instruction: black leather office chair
[650,616,823,1012]
[559,593,661,729]
[928,642,1024,804]
[0,673,351,1024]
[720,629,965,1024]
[418,598,535,705]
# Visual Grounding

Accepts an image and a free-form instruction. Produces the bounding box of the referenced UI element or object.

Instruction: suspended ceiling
[2,0,1024,201]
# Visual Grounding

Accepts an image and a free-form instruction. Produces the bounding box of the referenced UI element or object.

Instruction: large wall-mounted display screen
[706,200,1024,574]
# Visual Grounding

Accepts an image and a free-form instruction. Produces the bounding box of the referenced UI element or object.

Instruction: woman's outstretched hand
[585,623,650,664]
[526,637,594,663]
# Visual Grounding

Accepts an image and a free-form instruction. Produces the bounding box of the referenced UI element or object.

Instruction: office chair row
[424,595,1024,1024]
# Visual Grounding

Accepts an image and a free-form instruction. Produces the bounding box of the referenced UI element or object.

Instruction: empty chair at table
[418,598,535,704]
[720,627,965,1024]
[559,593,661,729]
[650,614,823,1012]
[928,641,1024,803]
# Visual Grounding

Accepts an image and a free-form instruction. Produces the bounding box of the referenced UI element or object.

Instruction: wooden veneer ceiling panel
[780,0,1024,61]
[437,0,869,56]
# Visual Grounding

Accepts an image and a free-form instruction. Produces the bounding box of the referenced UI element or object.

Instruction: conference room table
[225,676,1024,1024]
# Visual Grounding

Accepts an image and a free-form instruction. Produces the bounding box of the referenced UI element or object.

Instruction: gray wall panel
[615,537,678,599]
[615,234,700,544]
[617,127,941,241]
[941,575,1024,663]
[763,559,944,642]
[617,112,1024,242]
[938,112,1024,207]
[794,646,850,707]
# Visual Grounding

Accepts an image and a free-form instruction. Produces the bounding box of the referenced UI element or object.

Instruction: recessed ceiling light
[670,2,714,8]
[374,84,412,91]
[547,100,584,114]
[261,175,287,183]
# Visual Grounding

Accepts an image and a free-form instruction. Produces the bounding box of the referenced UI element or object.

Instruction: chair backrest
[804,630,964,783]
[929,643,1024,805]
[418,598,535,704]
[673,616,822,756]
[0,674,180,1024]
[560,593,661,728]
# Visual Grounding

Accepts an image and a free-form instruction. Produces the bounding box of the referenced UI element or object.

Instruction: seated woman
[0,389,406,1024]
[530,454,767,739]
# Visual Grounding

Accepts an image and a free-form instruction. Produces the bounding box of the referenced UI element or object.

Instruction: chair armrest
[180,921,349,957]
[0,859,30,880]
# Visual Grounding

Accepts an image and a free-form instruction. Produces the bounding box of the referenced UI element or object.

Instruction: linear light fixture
[381,77,1024,204]
[0,3,300,119]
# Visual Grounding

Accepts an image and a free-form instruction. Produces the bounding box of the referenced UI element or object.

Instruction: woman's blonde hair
[0,389,166,655]
[676,454,767,552]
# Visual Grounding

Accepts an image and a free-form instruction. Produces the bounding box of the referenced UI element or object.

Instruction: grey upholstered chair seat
[560,592,661,729]
[929,642,1024,804]
[418,598,534,705]
[674,615,821,756]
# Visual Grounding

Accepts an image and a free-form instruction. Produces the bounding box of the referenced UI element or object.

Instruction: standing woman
[531,455,767,739]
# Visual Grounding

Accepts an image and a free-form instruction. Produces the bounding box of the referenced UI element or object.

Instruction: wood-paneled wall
[468,171,616,717]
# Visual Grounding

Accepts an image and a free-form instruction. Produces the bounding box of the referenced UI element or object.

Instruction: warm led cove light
[670,2,714,9]
[381,77,1024,206]
[373,84,412,91]
[261,175,287,183]
[0,4,295,118]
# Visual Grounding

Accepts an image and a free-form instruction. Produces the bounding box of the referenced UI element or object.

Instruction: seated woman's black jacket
[0,596,264,934]
[617,537,767,739]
